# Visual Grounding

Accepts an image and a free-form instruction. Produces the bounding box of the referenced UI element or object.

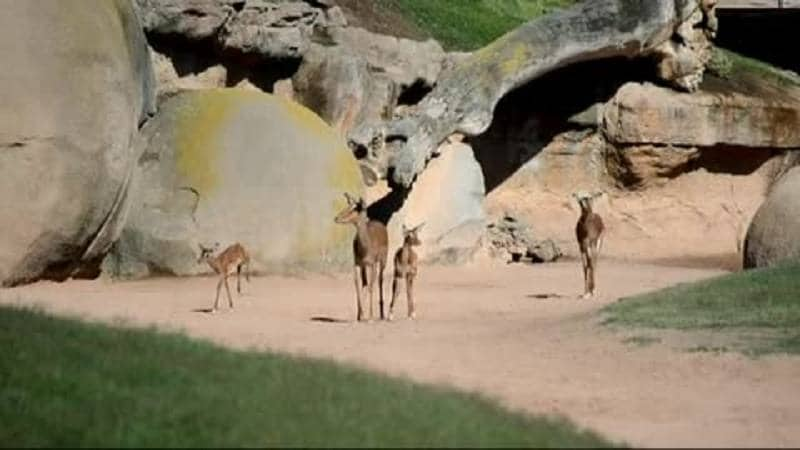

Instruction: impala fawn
[197,242,251,312]
[574,191,605,299]
[389,223,423,321]
[334,193,388,322]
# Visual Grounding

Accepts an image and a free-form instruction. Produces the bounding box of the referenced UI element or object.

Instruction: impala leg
[236,264,242,294]
[389,271,400,321]
[367,264,377,321]
[378,262,386,320]
[587,254,596,298]
[213,277,223,312]
[580,249,591,299]
[406,274,416,319]
[353,266,364,322]
[223,276,234,309]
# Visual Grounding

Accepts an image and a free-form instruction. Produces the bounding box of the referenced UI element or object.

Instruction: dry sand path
[2,261,798,448]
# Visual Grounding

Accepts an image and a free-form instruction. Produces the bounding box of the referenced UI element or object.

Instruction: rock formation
[349,0,719,189]
[0,0,156,286]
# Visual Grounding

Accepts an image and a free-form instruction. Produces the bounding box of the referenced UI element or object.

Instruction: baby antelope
[573,191,605,299]
[197,242,251,312]
[389,223,423,320]
[334,193,388,322]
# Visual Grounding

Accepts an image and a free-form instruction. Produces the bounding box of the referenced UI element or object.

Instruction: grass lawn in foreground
[0,306,615,447]
[603,260,800,355]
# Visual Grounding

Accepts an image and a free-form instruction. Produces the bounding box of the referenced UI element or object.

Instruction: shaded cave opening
[467,56,658,192]
[146,32,302,97]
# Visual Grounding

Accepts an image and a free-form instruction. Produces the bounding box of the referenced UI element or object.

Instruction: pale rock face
[388,143,487,265]
[0,0,155,286]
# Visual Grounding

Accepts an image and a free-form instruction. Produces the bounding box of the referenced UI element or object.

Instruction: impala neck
[354,214,372,247]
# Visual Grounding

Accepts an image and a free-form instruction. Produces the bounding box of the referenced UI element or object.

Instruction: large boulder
[743,166,800,269]
[104,89,363,278]
[0,0,156,286]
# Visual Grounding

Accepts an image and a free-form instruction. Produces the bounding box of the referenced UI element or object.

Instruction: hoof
[408,313,416,320]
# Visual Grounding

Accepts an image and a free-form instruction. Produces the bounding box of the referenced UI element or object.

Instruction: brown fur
[574,192,605,298]
[389,223,423,320]
[334,193,389,321]
[197,242,251,312]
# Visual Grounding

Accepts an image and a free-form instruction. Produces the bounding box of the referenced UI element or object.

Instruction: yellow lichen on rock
[174,89,251,195]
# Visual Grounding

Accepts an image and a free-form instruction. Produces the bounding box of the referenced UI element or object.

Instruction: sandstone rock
[391,143,486,265]
[136,0,238,40]
[527,239,562,263]
[0,0,155,286]
[104,89,362,278]
[218,1,322,59]
[605,144,701,188]
[292,44,395,134]
[138,0,347,60]
[486,214,561,264]
[603,82,800,149]
[326,27,445,88]
[743,165,800,269]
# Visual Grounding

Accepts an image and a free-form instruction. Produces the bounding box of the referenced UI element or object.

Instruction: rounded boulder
[743,166,800,269]
[105,89,363,278]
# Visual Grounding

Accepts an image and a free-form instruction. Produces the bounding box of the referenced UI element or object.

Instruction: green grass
[0,306,616,447]
[708,47,800,88]
[621,335,661,347]
[377,0,577,50]
[603,260,800,355]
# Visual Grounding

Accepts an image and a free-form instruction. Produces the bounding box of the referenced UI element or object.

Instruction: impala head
[402,223,424,246]
[197,242,220,263]
[334,193,367,225]
[573,190,603,212]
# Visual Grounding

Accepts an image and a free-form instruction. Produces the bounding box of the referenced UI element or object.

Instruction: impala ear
[413,222,425,232]
[343,192,355,205]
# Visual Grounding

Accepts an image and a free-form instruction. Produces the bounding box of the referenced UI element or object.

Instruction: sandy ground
[2,260,799,448]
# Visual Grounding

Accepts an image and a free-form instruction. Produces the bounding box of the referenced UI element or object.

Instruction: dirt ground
[2,260,799,448]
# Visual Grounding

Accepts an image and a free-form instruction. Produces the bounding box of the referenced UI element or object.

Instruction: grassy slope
[603,261,800,354]
[0,306,615,447]
[375,0,577,50]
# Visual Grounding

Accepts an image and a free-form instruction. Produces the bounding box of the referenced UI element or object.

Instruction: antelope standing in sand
[574,191,605,299]
[334,193,388,322]
[197,242,251,312]
[389,223,423,321]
